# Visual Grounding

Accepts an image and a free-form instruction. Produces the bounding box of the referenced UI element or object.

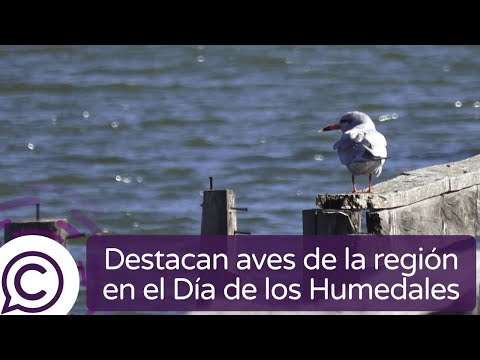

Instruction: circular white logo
[0,235,80,315]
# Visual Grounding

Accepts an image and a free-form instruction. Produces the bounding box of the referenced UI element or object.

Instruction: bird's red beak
[319,123,341,132]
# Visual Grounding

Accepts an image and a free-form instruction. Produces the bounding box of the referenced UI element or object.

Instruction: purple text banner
[86,235,476,312]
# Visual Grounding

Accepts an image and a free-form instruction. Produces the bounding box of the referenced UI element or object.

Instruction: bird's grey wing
[333,129,387,165]
[361,129,388,159]
[333,133,365,165]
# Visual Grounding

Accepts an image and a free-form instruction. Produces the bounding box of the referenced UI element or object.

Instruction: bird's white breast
[347,159,383,176]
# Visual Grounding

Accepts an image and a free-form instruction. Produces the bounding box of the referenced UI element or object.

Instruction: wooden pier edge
[314,154,480,236]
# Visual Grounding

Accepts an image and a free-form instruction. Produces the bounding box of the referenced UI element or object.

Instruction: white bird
[319,111,387,193]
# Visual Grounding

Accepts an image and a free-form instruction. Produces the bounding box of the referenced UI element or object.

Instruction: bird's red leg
[367,173,373,193]
[352,175,358,193]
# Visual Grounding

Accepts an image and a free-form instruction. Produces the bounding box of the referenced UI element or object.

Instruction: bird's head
[319,111,375,133]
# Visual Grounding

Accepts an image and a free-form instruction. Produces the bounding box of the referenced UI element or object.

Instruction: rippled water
[0,45,479,313]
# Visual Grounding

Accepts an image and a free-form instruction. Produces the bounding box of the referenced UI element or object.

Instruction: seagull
[319,111,387,193]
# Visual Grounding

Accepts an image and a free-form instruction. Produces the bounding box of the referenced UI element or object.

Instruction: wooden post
[198,188,239,308]
[315,154,480,236]
[302,209,360,235]
[4,220,69,246]
[201,190,237,235]
[313,154,480,314]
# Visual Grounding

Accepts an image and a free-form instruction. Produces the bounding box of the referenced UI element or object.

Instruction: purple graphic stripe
[56,220,83,238]
[70,209,101,235]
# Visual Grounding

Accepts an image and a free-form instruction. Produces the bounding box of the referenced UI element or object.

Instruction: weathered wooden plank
[201,190,237,235]
[366,185,479,236]
[477,185,480,236]
[366,196,444,235]
[316,175,449,210]
[442,186,477,235]
[302,209,360,235]
[316,154,480,210]
[408,155,480,191]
